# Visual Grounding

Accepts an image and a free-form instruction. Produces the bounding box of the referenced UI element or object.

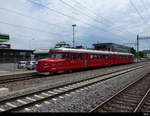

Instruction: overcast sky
[1,0,150,51]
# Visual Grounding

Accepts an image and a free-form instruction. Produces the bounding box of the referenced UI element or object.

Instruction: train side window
[99,55,101,60]
[78,54,82,60]
[71,54,76,60]
[95,55,98,60]
[103,55,105,59]
[90,55,94,60]
[106,56,108,60]
[62,53,69,59]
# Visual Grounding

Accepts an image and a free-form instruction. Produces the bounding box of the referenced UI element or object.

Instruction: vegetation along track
[0,64,146,112]
[0,62,148,84]
[89,72,150,112]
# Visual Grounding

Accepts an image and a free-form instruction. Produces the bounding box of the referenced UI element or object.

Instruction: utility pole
[72,24,76,48]
[137,35,150,62]
[137,35,139,62]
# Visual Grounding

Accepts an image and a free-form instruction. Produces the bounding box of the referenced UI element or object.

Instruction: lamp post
[72,24,76,48]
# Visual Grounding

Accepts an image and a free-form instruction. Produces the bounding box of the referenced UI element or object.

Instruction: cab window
[49,53,55,58]
[56,53,62,58]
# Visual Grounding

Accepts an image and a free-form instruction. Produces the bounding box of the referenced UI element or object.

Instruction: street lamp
[72,24,76,48]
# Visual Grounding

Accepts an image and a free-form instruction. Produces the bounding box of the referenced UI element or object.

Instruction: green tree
[138,52,144,58]
[130,47,136,55]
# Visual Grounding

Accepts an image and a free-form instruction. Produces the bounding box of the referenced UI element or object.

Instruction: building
[93,43,131,53]
[142,50,150,59]
[0,49,34,63]
[34,48,49,60]
[0,33,35,63]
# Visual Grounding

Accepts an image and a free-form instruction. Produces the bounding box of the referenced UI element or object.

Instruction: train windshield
[49,53,55,58]
[49,53,69,59]
[56,53,62,58]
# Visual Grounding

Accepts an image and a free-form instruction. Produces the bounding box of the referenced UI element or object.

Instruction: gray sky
[1,0,150,50]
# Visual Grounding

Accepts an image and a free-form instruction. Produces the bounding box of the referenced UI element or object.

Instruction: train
[36,48,134,73]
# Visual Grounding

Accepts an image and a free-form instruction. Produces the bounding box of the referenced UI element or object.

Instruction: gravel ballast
[18,64,150,112]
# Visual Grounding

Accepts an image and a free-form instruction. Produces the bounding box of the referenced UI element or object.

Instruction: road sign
[0,34,9,42]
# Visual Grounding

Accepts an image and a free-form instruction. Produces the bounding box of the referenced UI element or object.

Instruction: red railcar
[36,48,134,73]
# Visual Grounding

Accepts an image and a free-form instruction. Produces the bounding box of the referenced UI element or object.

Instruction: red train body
[36,48,134,72]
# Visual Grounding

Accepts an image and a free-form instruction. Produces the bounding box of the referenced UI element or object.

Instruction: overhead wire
[129,0,147,25]
[140,0,150,24]
[69,0,137,36]
[59,0,136,36]
[28,0,130,40]
[0,20,69,37]
[0,7,69,29]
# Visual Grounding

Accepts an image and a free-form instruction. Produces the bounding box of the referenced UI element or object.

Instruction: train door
[84,54,88,68]
[70,53,77,69]
[113,55,116,65]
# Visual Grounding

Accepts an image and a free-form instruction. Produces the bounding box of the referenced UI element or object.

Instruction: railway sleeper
[110,100,136,107]
[119,93,144,99]
[100,105,130,112]
[106,102,133,111]
[115,97,139,103]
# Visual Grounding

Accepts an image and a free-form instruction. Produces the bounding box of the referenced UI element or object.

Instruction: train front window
[56,53,62,58]
[49,53,55,58]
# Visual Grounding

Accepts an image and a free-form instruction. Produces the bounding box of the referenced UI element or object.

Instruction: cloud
[0,0,150,50]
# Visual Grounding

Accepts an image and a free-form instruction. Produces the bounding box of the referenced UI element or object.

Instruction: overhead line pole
[137,35,139,62]
[137,34,150,62]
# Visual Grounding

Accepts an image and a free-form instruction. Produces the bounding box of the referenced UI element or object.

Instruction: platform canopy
[0,33,9,42]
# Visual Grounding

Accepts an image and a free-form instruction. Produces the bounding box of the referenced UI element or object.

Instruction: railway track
[89,73,150,112]
[0,64,146,112]
[0,62,147,84]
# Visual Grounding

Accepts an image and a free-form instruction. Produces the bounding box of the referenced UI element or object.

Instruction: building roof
[51,48,133,56]
[0,48,34,52]
[93,43,131,49]
[34,48,49,54]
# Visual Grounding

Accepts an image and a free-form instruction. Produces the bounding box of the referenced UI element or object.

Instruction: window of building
[78,54,82,60]
[71,54,76,60]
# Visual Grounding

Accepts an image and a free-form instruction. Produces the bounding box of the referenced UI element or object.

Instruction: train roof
[34,48,49,54]
[51,48,133,56]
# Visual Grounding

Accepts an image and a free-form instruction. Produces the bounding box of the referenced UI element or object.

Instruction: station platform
[0,70,36,77]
